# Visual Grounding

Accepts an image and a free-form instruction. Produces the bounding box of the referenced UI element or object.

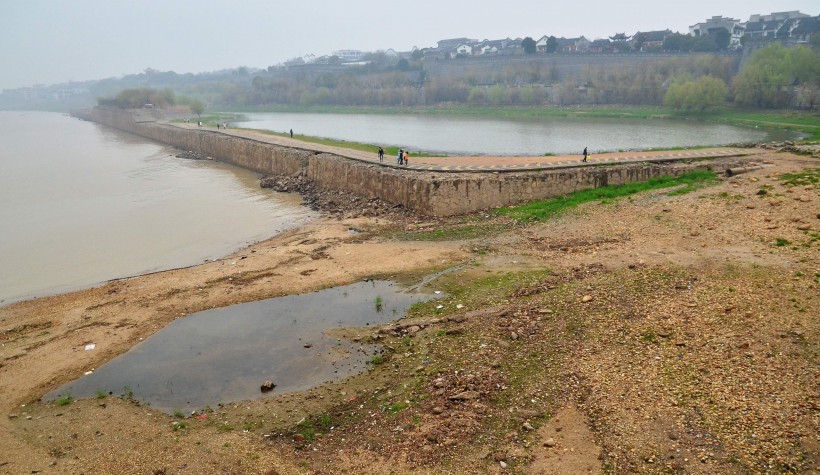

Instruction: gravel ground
[2,152,817,474]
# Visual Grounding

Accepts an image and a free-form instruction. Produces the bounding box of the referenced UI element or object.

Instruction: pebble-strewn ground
[1,152,816,474]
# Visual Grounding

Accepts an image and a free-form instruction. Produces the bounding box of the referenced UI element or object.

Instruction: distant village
[286,10,818,66]
[1,9,817,109]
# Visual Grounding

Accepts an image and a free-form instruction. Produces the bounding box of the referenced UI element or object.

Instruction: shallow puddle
[46,281,438,412]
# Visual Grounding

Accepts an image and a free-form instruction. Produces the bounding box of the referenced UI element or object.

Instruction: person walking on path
[403,150,409,166]
[582,146,588,163]
[398,149,404,165]
[378,146,384,162]
[290,129,293,138]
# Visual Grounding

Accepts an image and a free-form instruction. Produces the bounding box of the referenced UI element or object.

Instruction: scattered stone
[544,437,556,448]
[260,381,276,392]
[432,407,444,415]
[523,421,534,431]
[797,224,811,230]
[581,295,594,303]
[510,332,519,341]
[175,150,210,160]
[449,390,480,401]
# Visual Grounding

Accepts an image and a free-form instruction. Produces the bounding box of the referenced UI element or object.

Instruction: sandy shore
[0,216,467,470]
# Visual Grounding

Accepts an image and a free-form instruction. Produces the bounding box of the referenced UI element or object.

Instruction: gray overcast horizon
[1,0,817,91]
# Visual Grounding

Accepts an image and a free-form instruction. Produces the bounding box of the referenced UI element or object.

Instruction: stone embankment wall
[74,107,714,216]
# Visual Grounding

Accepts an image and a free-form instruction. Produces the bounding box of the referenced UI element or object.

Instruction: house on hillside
[332,50,365,62]
[609,32,631,42]
[436,37,478,51]
[479,38,520,55]
[535,35,551,53]
[790,15,820,43]
[632,29,672,51]
[456,43,474,56]
[589,39,614,53]
[749,11,809,23]
[478,43,499,55]
[745,12,808,39]
[689,16,745,49]
[556,36,591,53]
[744,19,785,39]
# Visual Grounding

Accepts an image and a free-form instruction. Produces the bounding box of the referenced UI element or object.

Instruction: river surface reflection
[233,112,792,156]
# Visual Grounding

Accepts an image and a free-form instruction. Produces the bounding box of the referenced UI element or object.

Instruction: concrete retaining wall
[74,107,714,216]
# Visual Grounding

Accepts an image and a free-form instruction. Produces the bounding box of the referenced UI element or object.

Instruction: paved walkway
[172,122,765,173]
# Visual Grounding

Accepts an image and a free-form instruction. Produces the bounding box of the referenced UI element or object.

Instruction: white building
[331,50,365,61]
[689,16,746,48]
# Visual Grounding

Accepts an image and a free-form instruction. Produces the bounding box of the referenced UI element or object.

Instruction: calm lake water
[234,112,791,156]
[0,111,313,305]
[47,280,438,412]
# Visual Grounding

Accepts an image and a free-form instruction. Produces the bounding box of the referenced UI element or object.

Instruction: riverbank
[1,148,817,473]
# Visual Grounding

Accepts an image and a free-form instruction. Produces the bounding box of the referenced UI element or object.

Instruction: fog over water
[0,111,313,305]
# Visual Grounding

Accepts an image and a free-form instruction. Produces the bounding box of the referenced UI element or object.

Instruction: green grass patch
[296,419,316,441]
[779,168,820,187]
[500,170,717,222]
[397,224,503,241]
[56,394,73,406]
[715,110,820,141]
[385,401,409,414]
[775,238,792,247]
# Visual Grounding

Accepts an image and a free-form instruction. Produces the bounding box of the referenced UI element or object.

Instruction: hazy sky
[1,0,817,90]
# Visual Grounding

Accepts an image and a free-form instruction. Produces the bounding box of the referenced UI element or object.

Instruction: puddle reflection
[47,281,438,412]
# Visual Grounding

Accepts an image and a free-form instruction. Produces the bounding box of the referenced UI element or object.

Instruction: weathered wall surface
[74,107,715,216]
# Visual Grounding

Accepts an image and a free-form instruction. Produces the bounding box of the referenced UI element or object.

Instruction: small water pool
[46,280,438,412]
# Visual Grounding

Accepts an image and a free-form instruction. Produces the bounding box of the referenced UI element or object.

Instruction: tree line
[98,43,820,112]
[97,87,204,114]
